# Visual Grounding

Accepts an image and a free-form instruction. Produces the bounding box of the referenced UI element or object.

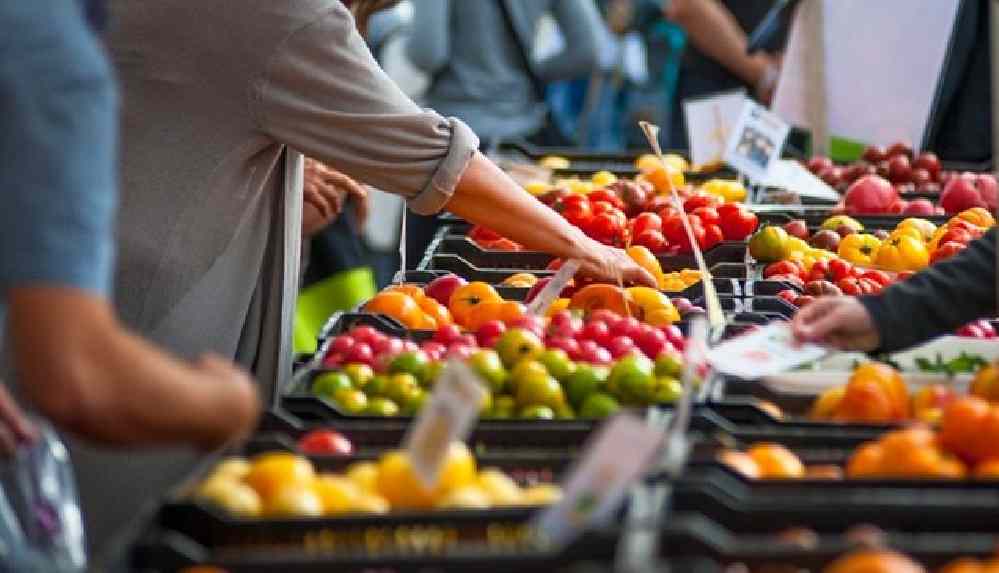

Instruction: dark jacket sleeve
[860,227,997,352]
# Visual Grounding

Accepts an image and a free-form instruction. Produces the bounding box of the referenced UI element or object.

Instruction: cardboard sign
[533,414,663,549]
[761,160,841,203]
[723,101,791,184]
[403,360,485,488]
[683,90,748,167]
[707,321,828,379]
[527,259,581,316]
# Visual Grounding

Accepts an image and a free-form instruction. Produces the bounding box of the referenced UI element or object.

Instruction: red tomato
[557,200,593,229]
[861,269,892,287]
[691,207,721,226]
[661,215,687,245]
[828,259,854,282]
[643,195,673,213]
[716,205,759,241]
[897,270,916,281]
[631,212,663,235]
[591,200,617,216]
[764,261,804,280]
[836,277,861,296]
[931,241,967,264]
[588,189,625,210]
[589,212,626,243]
[701,223,724,250]
[683,194,720,213]
[939,227,973,246]
[469,225,502,242]
[808,260,831,282]
[634,229,667,253]
[298,429,354,456]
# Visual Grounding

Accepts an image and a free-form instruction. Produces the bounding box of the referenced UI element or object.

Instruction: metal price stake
[527,259,582,317]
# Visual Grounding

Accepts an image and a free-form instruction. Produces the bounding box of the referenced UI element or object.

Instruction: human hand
[791,296,880,352]
[0,385,36,456]
[577,239,658,287]
[750,52,781,106]
[302,159,368,237]
[191,354,259,450]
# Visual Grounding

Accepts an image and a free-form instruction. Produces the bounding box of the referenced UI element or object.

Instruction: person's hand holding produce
[791,296,880,352]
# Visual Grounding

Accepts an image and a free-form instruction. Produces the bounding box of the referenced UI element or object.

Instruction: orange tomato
[973,459,999,479]
[245,453,316,502]
[747,443,805,479]
[448,282,502,327]
[463,300,525,332]
[971,363,999,403]
[834,379,902,424]
[569,284,639,317]
[811,386,845,420]
[846,443,886,478]
[940,396,993,464]
[717,451,761,479]
[939,558,988,573]
[364,292,424,329]
[856,362,910,417]
[912,384,957,424]
[823,550,927,573]
[383,284,426,301]
[417,296,453,327]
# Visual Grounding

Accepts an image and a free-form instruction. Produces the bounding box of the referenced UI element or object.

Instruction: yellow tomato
[477,468,524,506]
[375,444,476,509]
[781,237,810,259]
[346,462,379,494]
[266,483,324,517]
[312,475,360,515]
[590,170,618,187]
[701,179,747,202]
[897,218,937,241]
[246,453,316,502]
[642,164,685,193]
[194,477,263,517]
[567,179,594,195]
[523,181,552,196]
[539,156,570,170]
[545,297,571,317]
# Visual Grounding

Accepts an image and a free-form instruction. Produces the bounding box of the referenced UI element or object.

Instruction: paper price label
[403,360,486,488]
[533,414,663,550]
[762,160,841,203]
[723,101,791,184]
[527,259,581,316]
[683,90,748,168]
[707,321,828,379]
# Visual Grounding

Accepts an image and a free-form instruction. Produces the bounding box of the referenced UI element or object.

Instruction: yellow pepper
[781,237,811,259]
[897,218,937,241]
[838,233,882,266]
[626,246,666,288]
[660,275,687,292]
[679,269,703,286]
[889,226,924,243]
[545,298,571,317]
[874,234,929,271]
[701,179,747,202]
[956,207,995,228]
[627,287,680,325]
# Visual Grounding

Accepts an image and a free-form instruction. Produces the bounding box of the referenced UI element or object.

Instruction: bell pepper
[897,218,937,241]
[875,234,929,271]
[956,207,995,229]
[838,233,882,266]
[627,286,680,325]
[889,226,925,243]
[781,237,810,259]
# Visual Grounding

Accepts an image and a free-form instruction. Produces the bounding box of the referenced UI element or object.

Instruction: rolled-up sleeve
[254,2,478,215]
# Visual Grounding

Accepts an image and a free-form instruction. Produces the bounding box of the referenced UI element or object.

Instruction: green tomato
[579,393,621,419]
[365,397,401,417]
[519,405,556,420]
[388,352,430,384]
[343,363,375,388]
[468,350,508,394]
[311,372,353,399]
[333,388,369,415]
[564,364,609,409]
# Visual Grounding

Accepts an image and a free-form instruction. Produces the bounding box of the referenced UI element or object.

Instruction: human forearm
[444,153,656,285]
[8,288,260,450]
[666,0,769,87]
[860,228,997,351]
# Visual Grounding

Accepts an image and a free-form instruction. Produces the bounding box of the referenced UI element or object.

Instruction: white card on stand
[723,101,791,184]
[707,322,828,379]
[683,90,748,167]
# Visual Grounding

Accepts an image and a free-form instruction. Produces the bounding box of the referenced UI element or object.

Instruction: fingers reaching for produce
[302,158,369,235]
[578,242,658,288]
[0,385,36,456]
[791,296,880,352]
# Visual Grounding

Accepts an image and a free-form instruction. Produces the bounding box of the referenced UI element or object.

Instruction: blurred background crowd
[298,0,790,353]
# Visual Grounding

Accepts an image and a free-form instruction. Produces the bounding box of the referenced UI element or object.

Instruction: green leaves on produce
[914,352,988,377]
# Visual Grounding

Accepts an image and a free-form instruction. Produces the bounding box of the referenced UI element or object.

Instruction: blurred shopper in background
[404,0,604,265]
[89,0,652,553]
[0,0,259,555]
[664,0,789,150]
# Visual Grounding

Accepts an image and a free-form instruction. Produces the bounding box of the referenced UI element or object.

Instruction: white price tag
[533,414,663,549]
[761,160,841,202]
[403,360,486,488]
[707,321,828,379]
[527,259,581,316]
[723,101,791,184]
[683,90,748,167]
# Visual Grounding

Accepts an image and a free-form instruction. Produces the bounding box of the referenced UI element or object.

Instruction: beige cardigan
[79,0,478,553]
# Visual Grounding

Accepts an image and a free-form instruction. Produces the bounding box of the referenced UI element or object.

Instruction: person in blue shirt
[0,2,258,454]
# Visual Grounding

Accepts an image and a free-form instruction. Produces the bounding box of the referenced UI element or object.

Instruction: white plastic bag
[0,422,86,572]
